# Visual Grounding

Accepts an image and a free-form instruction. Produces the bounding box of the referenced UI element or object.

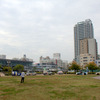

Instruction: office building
[80,39,88,54]
[53,53,61,60]
[80,38,97,59]
[0,55,33,71]
[79,38,98,67]
[88,38,98,59]
[80,54,95,68]
[74,19,94,63]
[0,55,6,59]
[39,53,68,68]
[95,60,100,67]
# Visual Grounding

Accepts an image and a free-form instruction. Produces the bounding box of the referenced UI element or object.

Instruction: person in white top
[21,72,25,83]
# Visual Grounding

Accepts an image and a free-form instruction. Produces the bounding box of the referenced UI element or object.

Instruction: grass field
[0,74,100,100]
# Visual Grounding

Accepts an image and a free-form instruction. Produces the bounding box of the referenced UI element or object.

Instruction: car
[84,72,88,75]
[57,71,63,74]
[0,68,2,71]
[47,71,53,75]
[76,72,82,75]
[96,72,100,75]
[76,72,87,75]
[26,72,36,76]
[43,71,54,75]
[32,72,37,75]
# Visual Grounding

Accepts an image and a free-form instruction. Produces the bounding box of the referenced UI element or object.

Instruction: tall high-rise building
[74,19,94,63]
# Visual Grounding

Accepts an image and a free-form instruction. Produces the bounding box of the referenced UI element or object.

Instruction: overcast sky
[0,0,100,63]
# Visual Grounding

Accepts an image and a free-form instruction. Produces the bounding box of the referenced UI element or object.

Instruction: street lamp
[7,60,11,67]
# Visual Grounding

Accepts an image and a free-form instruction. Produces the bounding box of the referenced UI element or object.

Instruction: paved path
[93,76,100,80]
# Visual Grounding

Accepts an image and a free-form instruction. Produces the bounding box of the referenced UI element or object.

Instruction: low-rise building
[39,54,68,70]
[80,53,95,68]
[0,55,6,59]
[0,55,33,71]
[95,60,100,67]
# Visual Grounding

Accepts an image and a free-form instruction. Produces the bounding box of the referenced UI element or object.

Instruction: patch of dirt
[93,76,100,80]
[0,72,5,77]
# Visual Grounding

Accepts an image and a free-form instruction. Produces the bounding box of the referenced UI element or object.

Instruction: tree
[3,67,12,75]
[85,62,98,72]
[13,64,24,72]
[0,65,1,69]
[69,61,80,72]
[32,66,37,71]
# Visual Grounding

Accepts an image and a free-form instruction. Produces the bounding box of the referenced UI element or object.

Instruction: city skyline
[0,0,100,63]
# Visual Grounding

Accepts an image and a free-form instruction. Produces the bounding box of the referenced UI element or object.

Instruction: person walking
[21,72,25,83]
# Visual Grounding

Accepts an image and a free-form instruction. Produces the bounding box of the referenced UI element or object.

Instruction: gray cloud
[0,0,100,62]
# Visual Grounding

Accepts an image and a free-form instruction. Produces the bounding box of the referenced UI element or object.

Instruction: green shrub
[88,72,96,74]
[63,72,67,74]
[52,72,55,75]
[67,72,76,74]
[36,71,43,74]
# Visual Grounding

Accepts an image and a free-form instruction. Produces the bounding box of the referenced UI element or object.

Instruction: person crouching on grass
[21,72,25,83]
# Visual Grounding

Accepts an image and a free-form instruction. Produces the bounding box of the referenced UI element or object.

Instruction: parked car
[32,72,37,75]
[96,72,100,75]
[26,72,36,76]
[57,71,63,74]
[76,72,82,75]
[76,72,87,75]
[43,71,53,75]
[84,72,88,75]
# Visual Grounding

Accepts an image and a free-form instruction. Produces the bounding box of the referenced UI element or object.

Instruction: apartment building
[74,19,94,63]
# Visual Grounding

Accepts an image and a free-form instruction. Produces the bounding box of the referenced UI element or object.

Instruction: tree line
[69,61,100,72]
[0,64,24,75]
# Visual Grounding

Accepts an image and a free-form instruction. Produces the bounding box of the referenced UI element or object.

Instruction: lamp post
[7,60,11,67]
[6,60,11,75]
